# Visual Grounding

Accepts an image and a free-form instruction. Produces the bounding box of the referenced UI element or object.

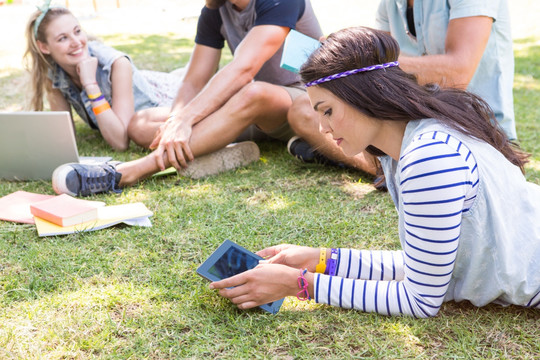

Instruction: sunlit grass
[0,18,539,360]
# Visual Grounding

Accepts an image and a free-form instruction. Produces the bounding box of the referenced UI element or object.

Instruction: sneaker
[52,162,122,197]
[287,136,342,167]
[373,175,388,192]
[178,141,260,179]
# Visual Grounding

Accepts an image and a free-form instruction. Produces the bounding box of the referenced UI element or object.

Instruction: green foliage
[0,27,539,360]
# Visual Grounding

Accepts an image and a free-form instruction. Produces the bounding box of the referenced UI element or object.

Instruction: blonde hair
[24,7,71,110]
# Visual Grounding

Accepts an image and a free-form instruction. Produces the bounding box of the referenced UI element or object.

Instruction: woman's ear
[37,40,50,55]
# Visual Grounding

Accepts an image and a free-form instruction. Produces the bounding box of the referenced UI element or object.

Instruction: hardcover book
[30,194,105,227]
[33,202,153,237]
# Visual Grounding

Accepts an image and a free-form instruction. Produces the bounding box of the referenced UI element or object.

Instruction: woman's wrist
[291,268,315,301]
[305,247,323,272]
[84,83,100,94]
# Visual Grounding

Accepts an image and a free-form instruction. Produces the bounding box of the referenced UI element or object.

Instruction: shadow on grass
[100,33,233,72]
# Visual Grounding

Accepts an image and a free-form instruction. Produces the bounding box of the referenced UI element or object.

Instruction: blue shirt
[375,0,517,139]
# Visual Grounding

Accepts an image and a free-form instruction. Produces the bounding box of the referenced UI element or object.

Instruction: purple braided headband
[304,61,399,87]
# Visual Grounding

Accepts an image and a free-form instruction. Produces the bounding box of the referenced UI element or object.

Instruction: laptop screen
[0,112,79,180]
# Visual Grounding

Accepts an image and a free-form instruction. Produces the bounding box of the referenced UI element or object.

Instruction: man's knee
[234,82,269,112]
[287,93,318,135]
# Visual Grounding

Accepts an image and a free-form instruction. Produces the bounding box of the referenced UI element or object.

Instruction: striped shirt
[314,131,481,317]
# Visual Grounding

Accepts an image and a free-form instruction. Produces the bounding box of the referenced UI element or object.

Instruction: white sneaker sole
[51,162,79,196]
[286,135,301,156]
[178,141,260,179]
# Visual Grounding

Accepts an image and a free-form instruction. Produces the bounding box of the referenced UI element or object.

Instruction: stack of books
[0,191,153,236]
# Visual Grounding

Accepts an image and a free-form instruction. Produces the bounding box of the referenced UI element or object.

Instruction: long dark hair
[300,26,528,172]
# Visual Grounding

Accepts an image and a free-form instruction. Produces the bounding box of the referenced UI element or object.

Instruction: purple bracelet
[325,248,338,276]
[90,94,105,102]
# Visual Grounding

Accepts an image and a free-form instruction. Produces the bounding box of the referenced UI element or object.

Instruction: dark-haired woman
[210,27,540,317]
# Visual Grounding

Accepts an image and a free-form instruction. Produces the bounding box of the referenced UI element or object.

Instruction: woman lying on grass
[210,27,540,317]
[25,1,183,151]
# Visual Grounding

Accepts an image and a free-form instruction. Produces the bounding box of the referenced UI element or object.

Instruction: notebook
[280,29,321,74]
[0,111,111,180]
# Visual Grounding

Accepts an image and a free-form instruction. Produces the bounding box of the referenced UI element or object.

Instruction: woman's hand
[77,56,98,87]
[256,244,320,273]
[210,263,302,310]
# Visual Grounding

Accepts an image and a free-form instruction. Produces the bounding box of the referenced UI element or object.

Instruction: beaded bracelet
[324,248,338,276]
[315,248,327,274]
[296,269,310,301]
[92,101,111,115]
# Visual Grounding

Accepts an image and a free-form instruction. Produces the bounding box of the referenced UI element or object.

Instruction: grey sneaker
[287,136,342,167]
[52,162,122,197]
[179,141,260,179]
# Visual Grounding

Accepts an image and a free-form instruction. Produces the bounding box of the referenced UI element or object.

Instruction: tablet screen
[208,246,260,280]
[197,239,284,314]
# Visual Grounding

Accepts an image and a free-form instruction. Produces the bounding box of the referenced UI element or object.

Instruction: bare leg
[128,106,170,148]
[118,82,293,186]
[287,94,378,175]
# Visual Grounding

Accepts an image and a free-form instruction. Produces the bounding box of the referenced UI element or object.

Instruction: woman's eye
[324,108,332,116]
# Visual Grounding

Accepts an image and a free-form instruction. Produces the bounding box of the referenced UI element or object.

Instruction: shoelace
[78,165,120,196]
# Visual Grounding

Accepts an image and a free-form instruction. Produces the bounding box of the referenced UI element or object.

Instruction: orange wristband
[92,101,111,115]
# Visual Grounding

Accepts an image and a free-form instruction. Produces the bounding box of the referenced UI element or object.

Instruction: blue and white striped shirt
[314,131,481,317]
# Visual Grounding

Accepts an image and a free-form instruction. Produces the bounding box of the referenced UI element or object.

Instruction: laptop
[0,111,110,180]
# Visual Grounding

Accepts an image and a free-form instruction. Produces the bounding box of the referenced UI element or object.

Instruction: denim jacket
[49,41,161,129]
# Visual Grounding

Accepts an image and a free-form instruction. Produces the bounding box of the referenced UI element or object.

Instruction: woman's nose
[319,116,331,134]
[70,36,82,47]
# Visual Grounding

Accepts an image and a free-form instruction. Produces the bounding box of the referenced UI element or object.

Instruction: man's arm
[153,24,290,171]
[170,43,222,115]
[398,16,493,89]
[172,24,290,128]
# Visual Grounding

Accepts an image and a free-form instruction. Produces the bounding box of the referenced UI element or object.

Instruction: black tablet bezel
[197,239,284,314]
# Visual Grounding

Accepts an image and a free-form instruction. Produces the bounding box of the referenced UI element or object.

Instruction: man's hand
[149,114,194,171]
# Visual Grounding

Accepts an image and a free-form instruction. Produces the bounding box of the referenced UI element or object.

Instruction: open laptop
[0,112,110,180]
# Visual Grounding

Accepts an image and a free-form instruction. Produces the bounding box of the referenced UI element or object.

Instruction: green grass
[1,27,540,360]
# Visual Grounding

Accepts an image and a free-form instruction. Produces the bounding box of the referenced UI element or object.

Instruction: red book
[0,191,55,224]
[30,194,104,227]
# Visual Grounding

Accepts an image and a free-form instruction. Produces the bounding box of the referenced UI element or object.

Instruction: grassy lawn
[1,3,540,359]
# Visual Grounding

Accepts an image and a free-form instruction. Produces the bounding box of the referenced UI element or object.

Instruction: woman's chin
[341,146,362,158]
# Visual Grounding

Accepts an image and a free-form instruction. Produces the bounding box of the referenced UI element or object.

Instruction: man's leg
[121,81,293,185]
[287,94,378,175]
[53,81,295,195]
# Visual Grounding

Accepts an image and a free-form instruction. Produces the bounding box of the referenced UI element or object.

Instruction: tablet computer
[197,239,284,314]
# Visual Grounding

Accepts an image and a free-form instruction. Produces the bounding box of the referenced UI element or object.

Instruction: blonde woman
[25,2,183,151]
